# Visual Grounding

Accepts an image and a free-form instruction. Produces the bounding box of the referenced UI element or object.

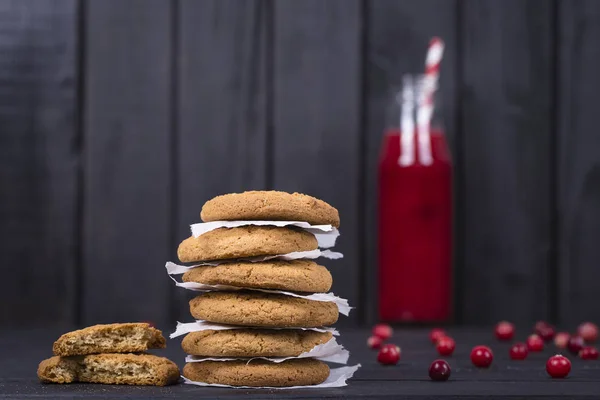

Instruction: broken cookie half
[40,323,179,386]
[38,353,179,386]
[53,323,166,356]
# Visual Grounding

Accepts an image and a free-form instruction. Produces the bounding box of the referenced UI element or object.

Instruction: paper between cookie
[166,262,352,316]
[190,220,340,249]
[170,321,339,339]
[185,337,349,364]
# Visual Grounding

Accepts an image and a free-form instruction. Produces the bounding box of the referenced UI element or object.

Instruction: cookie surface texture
[52,323,166,356]
[177,226,317,262]
[182,329,333,357]
[183,358,329,387]
[182,260,332,293]
[38,354,179,386]
[189,291,339,327]
[201,191,340,227]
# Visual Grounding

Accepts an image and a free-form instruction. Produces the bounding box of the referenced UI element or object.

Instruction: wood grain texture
[5,0,600,329]
[83,0,172,327]
[4,328,600,398]
[365,0,458,324]
[461,0,554,324]
[0,0,78,326]
[273,0,362,325]
[557,0,600,325]
[174,0,269,321]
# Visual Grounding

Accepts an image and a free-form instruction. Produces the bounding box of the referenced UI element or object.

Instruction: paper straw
[417,37,444,166]
[398,75,415,166]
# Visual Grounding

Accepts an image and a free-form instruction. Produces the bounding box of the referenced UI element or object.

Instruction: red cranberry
[546,354,571,378]
[436,336,455,356]
[377,344,401,365]
[372,324,393,340]
[470,345,493,368]
[367,335,383,349]
[578,322,599,343]
[538,325,555,342]
[567,336,585,354]
[509,342,528,360]
[495,321,515,341]
[535,320,550,332]
[430,328,446,344]
[554,332,570,349]
[428,359,451,381]
[527,334,544,352]
[579,346,599,360]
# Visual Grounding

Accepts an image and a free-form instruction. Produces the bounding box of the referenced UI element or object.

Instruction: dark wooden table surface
[1,327,598,399]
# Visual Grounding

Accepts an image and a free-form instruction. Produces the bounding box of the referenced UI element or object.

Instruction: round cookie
[201,191,340,227]
[182,260,332,293]
[177,226,317,262]
[182,329,333,357]
[183,358,329,387]
[189,292,339,327]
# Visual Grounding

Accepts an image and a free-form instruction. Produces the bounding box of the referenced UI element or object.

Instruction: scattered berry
[429,359,451,381]
[367,335,383,349]
[430,328,446,344]
[527,334,544,352]
[535,320,550,332]
[436,336,456,356]
[578,322,599,343]
[495,321,515,341]
[567,336,585,355]
[554,332,570,349]
[509,342,528,360]
[470,345,493,368]
[372,324,393,340]
[377,344,401,365]
[537,325,556,342]
[579,346,598,360]
[546,354,571,378]
[579,346,599,360]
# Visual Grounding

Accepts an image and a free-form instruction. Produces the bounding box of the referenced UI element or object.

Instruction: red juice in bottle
[378,128,452,322]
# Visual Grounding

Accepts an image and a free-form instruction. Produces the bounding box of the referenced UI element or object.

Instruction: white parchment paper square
[165,250,343,271]
[184,337,349,364]
[170,321,339,338]
[165,262,352,316]
[190,220,339,249]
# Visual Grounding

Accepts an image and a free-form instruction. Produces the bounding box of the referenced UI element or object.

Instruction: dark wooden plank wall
[2,0,600,328]
[0,0,78,327]
[460,0,554,324]
[83,0,173,327]
[557,0,600,326]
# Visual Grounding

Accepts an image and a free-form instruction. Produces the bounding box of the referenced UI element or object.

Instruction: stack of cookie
[170,191,357,388]
[37,323,179,386]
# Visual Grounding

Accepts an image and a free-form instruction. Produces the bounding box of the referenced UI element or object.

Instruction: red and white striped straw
[398,75,415,166]
[425,37,444,78]
[417,37,444,165]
